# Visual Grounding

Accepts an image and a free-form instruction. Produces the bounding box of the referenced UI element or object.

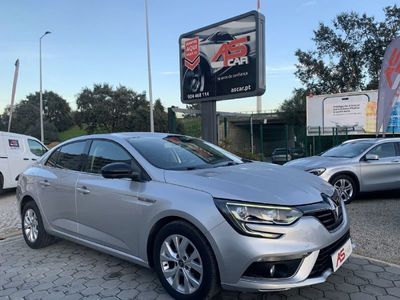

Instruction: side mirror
[365,154,379,161]
[101,162,141,180]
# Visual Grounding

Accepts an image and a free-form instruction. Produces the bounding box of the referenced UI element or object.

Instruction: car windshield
[273,149,287,155]
[321,142,374,158]
[127,135,242,170]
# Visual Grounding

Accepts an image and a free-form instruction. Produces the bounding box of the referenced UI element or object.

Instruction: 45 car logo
[336,248,346,268]
[211,36,250,69]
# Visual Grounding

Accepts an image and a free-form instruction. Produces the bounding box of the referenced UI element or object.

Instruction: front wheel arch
[20,195,36,215]
[146,216,218,270]
[329,172,360,203]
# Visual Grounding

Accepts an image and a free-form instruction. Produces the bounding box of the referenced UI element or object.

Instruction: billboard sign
[179,11,265,104]
[307,90,400,136]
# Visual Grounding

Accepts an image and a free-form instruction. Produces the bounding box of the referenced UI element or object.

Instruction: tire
[22,201,55,249]
[0,173,4,195]
[330,174,357,204]
[153,221,220,300]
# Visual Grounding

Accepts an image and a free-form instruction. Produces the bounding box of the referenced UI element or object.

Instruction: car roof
[342,138,400,145]
[56,132,180,145]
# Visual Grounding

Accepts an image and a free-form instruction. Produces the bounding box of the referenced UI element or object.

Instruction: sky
[0,0,398,114]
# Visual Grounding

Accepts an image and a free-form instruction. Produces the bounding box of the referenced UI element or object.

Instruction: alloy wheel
[159,234,203,295]
[24,208,39,243]
[334,178,354,203]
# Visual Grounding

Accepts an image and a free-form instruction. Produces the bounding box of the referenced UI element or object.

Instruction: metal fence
[167,108,400,163]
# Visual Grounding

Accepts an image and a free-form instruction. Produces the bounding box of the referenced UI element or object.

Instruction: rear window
[54,141,86,171]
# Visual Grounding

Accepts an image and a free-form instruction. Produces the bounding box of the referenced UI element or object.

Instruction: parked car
[290,147,305,159]
[17,133,351,299]
[271,148,292,164]
[284,138,400,204]
[0,131,47,192]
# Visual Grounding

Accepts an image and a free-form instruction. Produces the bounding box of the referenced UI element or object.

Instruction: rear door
[360,142,399,191]
[38,140,88,234]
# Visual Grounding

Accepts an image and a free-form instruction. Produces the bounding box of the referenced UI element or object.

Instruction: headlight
[307,168,326,176]
[214,199,303,239]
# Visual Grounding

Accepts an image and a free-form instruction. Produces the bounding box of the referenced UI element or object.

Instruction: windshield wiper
[241,158,253,163]
[213,161,240,168]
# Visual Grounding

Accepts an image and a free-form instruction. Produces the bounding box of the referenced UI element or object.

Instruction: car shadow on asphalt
[357,189,400,201]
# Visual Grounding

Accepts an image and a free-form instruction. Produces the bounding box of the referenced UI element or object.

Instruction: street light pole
[39,31,51,143]
[144,0,154,132]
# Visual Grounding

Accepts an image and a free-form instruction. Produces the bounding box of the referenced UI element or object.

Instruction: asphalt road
[347,190,400,265]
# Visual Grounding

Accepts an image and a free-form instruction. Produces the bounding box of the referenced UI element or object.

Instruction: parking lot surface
[1,191,400,299]
[1,235,400,300]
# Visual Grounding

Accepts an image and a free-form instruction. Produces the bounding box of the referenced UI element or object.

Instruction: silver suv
[285,138,400,204]
[17,133,351,299]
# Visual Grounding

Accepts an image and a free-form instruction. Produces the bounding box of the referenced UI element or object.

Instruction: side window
[86,140,132,174]
[28,139,47,156]
[45,149,60,167]
[368,143,396,159]
[56,141,87,171]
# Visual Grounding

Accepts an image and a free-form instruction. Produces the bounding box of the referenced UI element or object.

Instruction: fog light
[243,259,302,279]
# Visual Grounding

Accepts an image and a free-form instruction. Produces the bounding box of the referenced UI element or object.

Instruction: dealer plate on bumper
[331,239,352,272]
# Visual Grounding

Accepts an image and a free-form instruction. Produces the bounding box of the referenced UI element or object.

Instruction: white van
[0,131,48,191]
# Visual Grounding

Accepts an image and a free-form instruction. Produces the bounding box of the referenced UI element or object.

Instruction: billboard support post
[201,101,218,144]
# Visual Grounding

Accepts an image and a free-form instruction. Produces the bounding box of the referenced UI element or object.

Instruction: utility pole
[8,59,20,132]
[39,31,51,143]
[145,0,154,132]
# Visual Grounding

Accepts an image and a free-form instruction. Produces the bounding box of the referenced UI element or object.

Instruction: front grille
[308,230,351,278]
[311,207,344,231]
[298,197,344,232]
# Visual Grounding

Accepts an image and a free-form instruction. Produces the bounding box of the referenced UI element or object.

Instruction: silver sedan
[284,138,400,204]
[17,133,351,299]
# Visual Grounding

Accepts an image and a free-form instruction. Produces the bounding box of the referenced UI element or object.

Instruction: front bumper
[206,201,350,292]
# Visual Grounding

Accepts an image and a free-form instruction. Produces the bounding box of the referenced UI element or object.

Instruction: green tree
[278,89,307,126]
[76,83,169,133]
[3,91,72,142]
[295,5,400,94]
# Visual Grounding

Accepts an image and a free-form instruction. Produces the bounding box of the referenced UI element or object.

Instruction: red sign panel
[184,37,200,71]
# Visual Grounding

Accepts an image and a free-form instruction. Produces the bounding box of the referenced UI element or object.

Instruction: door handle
[23,158,29,161]
[76,186,90,195]
[39,180,51,187]
[32,158,37,161]
[391,160,400,163]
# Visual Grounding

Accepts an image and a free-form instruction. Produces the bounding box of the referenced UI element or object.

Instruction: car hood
[284,156,353,170]
[163,162,334,206]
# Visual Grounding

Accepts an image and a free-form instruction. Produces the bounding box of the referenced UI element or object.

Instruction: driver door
[75,139,144,256]
[360,142,399,191]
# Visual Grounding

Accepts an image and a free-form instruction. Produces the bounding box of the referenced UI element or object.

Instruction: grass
[59,126,88,141]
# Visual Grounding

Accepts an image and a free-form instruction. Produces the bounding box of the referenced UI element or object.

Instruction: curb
[0,229,21,241]
[352,253,400,269]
